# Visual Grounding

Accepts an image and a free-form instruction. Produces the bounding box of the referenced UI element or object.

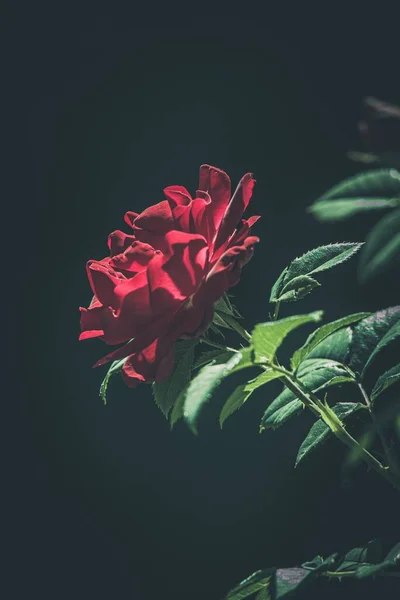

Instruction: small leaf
[371,363,400,402]
[349,307,400,375]
[291,313,370,370]
[245,369,284,391]
[359,207,400,282]
[99,357,127,405]
[215,294,241,317]
[284,243,363,280]
[220,369,284,428]
[261,363,353,431]
[295,403,364,465]
[225,568,276,600]
[274,275,321,303]
[152,340,197,417]
[308,168,400,222]
[194,349,235,370]
[252,311,323,363]
[183,348,255,433]
[212,312,234,329]
[219,385,253,428]
[269,267,288,303]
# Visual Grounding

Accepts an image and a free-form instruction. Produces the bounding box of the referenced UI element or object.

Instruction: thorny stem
[358,382,400,477]
[227,318,400,493]
[270,365,400,493]
[224,316,252,342]
[322,570,400,579]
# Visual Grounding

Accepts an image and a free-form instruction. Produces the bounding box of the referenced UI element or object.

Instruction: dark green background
[10,4,400,599]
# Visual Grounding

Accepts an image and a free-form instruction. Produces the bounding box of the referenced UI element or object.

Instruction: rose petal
[213,173,255,251]
[164,185,192,206]
[198,164,231,234]
[133,200,175,233]
[86,260,126,307]
[107,230,136,256]
[110,241,155,273]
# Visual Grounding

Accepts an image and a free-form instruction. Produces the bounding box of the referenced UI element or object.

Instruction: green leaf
[225,568,276,600]
[169,388,187,429]
[220,369,283,428]
[270,244,362,305]
[362,319,400,375]
[183,348,255,433]
[252,311,323,363]
[219,385,253,429]
[308,168,400,222]
[371,364,400,402]
[295,403,364,465]
[284,243,363,280]
[152,340,197,417]
[194,349,235,370]
[245,369,284,391]
[212,312,234,329]
[275,555,337,598]
[353,541,400,579]
[273,275,321,303]
[291,313,369,370]
[269,267,288,303]
[308,197,399,222]
[359,207,400,282]
[215,294,241,317]
[349,307,400,375]
[306,327,353,363]
[297,357,351,377]
[99,357,127,405]
[260,363,353,431]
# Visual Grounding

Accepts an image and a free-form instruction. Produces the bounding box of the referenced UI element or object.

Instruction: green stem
[272,301,281,321]
[224,315,252,342]
[278,370,400,493]
[322,570,400,579]
[358,382,400,477]
[200,338,237,352]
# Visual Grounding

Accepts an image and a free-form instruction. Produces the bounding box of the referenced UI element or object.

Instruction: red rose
[79,164,259,387]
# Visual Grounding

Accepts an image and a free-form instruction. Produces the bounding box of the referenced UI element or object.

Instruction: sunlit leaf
[99,357,128,405]
[291,313,369,370]
[225,568,276,600]
[220,369,283,428]
[183,348,255,433]
[295,403,364,465]
[260,363,353,431]
[252,312,323,363]
[359,207,400,282]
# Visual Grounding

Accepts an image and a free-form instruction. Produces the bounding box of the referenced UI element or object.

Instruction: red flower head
[79,164,259,387]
